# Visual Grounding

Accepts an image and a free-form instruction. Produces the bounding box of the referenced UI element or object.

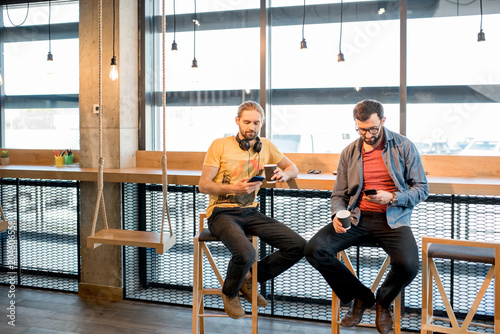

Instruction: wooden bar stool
[193,213,258,334]
[421,236,499,334]
[331,248,401,334]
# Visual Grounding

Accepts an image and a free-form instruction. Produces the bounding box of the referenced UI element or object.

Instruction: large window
[146,1,260,152]
[146,0,500,156]
[0,1,79,150]
[407,2,500,156]
[3,1,497,155]
[269,1,400,153]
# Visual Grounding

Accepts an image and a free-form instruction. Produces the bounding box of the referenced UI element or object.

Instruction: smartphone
[248,175,265,183]
[364,189,377,195]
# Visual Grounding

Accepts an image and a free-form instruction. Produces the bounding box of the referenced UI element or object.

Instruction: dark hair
[353,99,384,121]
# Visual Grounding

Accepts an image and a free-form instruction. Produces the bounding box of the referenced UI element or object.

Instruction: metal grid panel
[0,179,19,283]
[0,179,79,292]
[262,189,332,319]
[123,184,197,304]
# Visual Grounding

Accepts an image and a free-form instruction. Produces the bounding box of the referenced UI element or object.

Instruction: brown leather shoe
[340,297,374,327]
[375,300,393,334]
[240,274,268,307]
[222,294,245,319]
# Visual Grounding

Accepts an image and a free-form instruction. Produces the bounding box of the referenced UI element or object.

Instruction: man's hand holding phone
[233,176,262,194]
[363,189,394,205]
[248,175,265,183]
[364,189,377,195]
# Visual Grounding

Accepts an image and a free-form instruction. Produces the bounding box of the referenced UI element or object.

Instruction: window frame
[0,0,79,149]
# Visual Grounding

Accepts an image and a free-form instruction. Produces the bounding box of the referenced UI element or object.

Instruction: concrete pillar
[78,0,138,300]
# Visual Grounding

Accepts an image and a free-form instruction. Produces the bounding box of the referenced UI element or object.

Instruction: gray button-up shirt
[331,127,429,228]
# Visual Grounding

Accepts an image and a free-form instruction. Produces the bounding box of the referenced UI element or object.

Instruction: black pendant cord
[112,0,116,58]
[302,0,306,41]
[193,0,197,60]
[479,0,483,32]
[339,0,343,54]
[5,1,30,27]
[48,0,52,54]
[173,0,177,43]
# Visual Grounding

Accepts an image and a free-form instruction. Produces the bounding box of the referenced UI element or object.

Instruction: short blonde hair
[237,101,265,121]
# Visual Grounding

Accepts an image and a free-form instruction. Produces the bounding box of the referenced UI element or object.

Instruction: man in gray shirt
[305,99,428,334]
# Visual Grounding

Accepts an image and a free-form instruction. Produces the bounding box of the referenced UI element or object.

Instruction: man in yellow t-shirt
[199,101,306,319]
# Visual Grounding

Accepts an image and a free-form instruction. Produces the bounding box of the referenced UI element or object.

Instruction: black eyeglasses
[355,121,382,135]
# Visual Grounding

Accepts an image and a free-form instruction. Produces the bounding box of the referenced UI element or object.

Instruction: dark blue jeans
[208,207,306,298]
[304,211,418,308]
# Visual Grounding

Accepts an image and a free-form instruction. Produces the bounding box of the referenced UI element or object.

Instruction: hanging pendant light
[300,0,307,49]
[338,0,345,62]
[110,56,118,81]
[192,0,198,68]
[377,1,386,15]
[109,0,119,80]
[46,0,54,74]
[477,0,485,42]
[171,0,178,50]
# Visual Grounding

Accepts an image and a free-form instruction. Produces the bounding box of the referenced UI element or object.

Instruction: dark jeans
[304,211,418,308]
[208,207,306,298]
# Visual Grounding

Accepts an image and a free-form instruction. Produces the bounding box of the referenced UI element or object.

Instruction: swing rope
[161,0,173,242]
[90,0,108,236]
[89,0,173,245]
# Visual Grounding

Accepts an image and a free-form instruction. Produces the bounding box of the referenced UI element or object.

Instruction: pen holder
[64,154,74,165]
[55,156,65,167]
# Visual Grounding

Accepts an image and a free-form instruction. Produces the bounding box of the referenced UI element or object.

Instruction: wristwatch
[389,193,398,206]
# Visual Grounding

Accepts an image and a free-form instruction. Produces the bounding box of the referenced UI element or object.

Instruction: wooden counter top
[1,164,499,196]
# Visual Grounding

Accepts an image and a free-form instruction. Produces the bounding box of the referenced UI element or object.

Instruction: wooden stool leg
[251,235,258,334]
[331,290,340,334]
[330,252,344,334]
[495,262,499,334]
[193,213,207,334]
[394,293,401,334]
[192,236,200,334]
[199,247,205,334]
[421,240,431,334]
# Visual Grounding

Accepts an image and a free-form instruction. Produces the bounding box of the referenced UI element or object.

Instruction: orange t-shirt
[357,140,397,213]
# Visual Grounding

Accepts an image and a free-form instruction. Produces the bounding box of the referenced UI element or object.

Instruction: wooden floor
[0,285,414,334]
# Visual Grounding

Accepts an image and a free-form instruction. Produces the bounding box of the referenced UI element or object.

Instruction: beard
[242,131,257,141]
[362,132,383,146]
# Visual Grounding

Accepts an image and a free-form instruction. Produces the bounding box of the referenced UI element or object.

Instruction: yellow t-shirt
[203,136,285,218]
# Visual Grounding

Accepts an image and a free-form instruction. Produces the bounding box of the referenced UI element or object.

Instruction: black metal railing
[0,178,79,292]
[0,178,497,332]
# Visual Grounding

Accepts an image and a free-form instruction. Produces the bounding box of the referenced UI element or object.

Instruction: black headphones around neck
[235,134,262,153]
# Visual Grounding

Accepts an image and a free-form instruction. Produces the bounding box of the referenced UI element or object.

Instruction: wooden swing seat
[87,228,175,254]
[0,220,8,233]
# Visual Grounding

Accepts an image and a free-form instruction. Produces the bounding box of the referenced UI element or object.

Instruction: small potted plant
[0,150,9,165]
